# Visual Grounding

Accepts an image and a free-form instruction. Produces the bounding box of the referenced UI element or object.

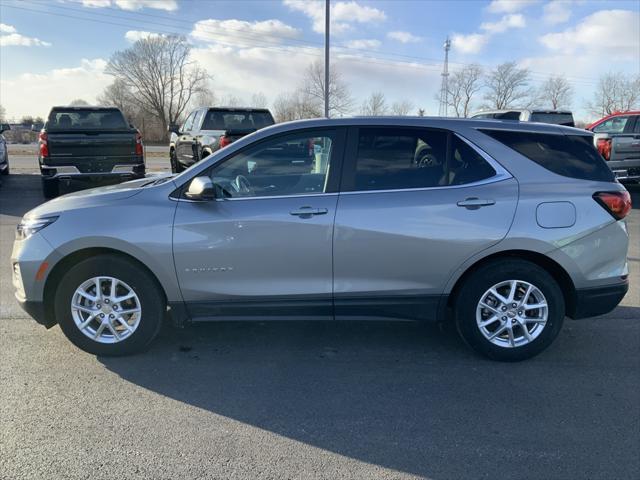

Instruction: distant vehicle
[37,106,145,198]
[586,112,640,183]
[13,117,630,361]
[0,123,10,176]
[168,107,275,173]
[470,109,575,127]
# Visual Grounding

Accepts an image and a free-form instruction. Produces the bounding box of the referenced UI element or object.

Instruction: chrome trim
[216,191,337,202]
[42,165,80,174]
[42,164,143,178]
[112,164,144,173]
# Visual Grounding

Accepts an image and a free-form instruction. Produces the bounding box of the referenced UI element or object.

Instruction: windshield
[47,109,128,131]
[201,110,275,131]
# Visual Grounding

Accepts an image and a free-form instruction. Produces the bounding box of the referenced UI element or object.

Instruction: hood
[25,174,174,219]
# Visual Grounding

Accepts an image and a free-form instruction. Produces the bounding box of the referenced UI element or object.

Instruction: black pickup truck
[38,106,145,198]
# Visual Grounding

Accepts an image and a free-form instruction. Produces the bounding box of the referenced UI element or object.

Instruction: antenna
[438,37,451,117]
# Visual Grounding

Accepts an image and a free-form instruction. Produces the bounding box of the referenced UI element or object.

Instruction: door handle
[289,207,328,217]
[457,197,495,209]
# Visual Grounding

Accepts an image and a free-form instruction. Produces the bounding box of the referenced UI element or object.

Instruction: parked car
[169,107,275,173]
[0,123,10,176]
[37,106,145,198]
[12,118,630,361]
[470,109,575,127]
[586,111,640,183]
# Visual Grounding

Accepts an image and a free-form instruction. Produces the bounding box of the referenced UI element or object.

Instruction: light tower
[438,37,451,117]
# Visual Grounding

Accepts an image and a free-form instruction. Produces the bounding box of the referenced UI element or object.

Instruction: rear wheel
[54,255,165,356]
[170,148,182,174]
[42,177,59,199]
[454,259,565,361]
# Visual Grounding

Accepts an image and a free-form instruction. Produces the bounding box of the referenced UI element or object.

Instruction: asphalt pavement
[0,171,638,480]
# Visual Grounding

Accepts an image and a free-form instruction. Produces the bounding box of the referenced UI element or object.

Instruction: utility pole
[438,37,451,117]
[324,0,330,118]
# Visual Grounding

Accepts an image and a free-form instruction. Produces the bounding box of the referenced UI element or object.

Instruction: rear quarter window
[480,129,614,182]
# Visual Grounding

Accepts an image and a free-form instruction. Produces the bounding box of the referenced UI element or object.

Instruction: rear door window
[343,127,496,192]
[530,112,575,127]
[47,109,127,130]
[481,129,614,182]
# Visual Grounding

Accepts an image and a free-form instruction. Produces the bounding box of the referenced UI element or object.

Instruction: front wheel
[454,259,565,362]
[54,255,165,356]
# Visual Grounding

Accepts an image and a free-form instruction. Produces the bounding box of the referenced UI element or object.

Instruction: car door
[333,126,518,321]
[172,127,346,320]
[611,115,640,161]
[176,111,196,164]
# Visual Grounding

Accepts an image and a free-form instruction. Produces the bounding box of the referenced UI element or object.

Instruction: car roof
[258,116,588,136]
[203,107,272,112]
[50,106,121,111]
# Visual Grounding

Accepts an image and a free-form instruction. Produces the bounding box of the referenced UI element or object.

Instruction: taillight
[596,138,612,161]
[135,131,143,156]
[38,131,49,158]
[593,191,632,220]
[219,135,231,148]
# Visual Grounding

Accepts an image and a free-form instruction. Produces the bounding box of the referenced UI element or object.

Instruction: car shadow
[0,174,45,218]
[627,183,640,209]
[98,306,640,478]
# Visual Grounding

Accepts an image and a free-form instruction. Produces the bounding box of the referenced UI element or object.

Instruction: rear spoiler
[223,128,257,137]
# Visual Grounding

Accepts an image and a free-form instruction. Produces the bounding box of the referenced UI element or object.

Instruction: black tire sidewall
[55,255,165,356]
[455,259,565,362]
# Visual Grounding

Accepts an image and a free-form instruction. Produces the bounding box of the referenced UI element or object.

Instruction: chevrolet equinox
[12,118,631,361]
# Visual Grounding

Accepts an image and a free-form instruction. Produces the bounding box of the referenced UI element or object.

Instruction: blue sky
[1,0,638,121]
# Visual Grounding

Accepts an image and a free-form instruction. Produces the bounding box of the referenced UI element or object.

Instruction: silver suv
[11,118,631,361]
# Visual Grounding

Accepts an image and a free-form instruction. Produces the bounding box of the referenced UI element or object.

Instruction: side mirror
[31,123,43,132]
[0,123,10,133]
[185,176,215,201]
[168,124,181,135]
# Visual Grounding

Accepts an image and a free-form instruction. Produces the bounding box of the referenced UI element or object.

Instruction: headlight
[16,216,58,241]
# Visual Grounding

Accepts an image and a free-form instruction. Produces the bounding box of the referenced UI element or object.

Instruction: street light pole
[324,0,330,118]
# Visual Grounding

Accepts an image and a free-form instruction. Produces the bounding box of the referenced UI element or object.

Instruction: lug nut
[105,299,110,304]
[113,305,118,311]
[109,314,114,319]
[100,313,105,318]
[96,304,101,308]
[502,316,507,321]
[502,306,507,311]
[512,303,517,308]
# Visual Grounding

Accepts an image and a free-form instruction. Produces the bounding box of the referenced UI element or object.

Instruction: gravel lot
[0,170,638,480]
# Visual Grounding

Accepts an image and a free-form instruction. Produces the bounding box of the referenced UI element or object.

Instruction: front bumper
[15,298,54,328]
[569,280,629,319]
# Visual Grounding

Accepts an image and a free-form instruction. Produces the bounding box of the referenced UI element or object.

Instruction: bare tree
[0,104,5,122]
[97,79,138,120]
[272,90,322,122]
[538,76,573,110]
[106,35,208,137]
[251,92,268,108]
[417,108,426,117]
[446,64,483,117]
[301,60,354,117]
[360,92,388,115]
[69,99,90,106]
[390,99,414,116]
[192,87,218,108]
[587,73,640,116]
[484,62,531,110]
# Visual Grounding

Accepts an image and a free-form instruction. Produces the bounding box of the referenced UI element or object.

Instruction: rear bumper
[607,160,640,182]
[569,280,629,319]
[41,163,146,180]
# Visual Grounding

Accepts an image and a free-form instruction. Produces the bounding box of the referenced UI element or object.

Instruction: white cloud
[0,24,51,47]
[542,1,573,25]
[387,31,421,43]
[283,0,386,34]
[539,9,639,57]
[452,13,525,54]
[344,39,381,49]
[0,23,17,34]
[480,13,525,33]
[124,30,164,42]
[451,33,490,54]
[487,0,538,13]
[75,0,177,11]
[0,59,111,118]
[191,19,300,45]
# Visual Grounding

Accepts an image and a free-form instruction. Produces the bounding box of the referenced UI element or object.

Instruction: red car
[586,111,640,183]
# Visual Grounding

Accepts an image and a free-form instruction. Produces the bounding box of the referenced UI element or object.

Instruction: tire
[454,259,565,362]
[170,148,182,174]
[42,177,59,199]
[54,254,165,356]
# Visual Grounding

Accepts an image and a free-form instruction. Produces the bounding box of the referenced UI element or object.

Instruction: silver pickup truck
[589,112,640,183]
